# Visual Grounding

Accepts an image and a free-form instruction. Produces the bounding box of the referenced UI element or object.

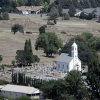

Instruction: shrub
[79,12,87,19]
[26,32,32,34]
[2,12,9,20]
[39,25,47,34]
[0,12,9,20]
[68,5,76,17]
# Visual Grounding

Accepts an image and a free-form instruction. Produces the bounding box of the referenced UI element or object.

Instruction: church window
[63,65,64,68]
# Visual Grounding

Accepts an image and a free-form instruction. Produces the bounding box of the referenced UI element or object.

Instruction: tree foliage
[41,70,88,100]
[49,6,59,20]
[11,24,24,35]
[68,4,76,17]
[39,25,46,34]
[16,39,40,66]
[0,12,9,20]
[0,96,4,100]
[54,0,100,9]
[0,79,9,85]
[35,32,62,57]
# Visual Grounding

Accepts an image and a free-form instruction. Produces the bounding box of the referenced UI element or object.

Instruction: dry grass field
[0,14,100,64]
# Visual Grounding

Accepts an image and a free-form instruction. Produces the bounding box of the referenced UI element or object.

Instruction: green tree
[0,0,10,7]
[11,60,15,66]
[0,96,4,100]
[60,94,75,100]
[0,12,9,20]
[35,0,43,6]
[2,12,9,20]
[44,2,49,13]
[35,32,62,57]
[24,39,33,65]
[17,0,27,6]
[39,25,46,34]
[49,6,59,20]
[41,80,66,100]
[11,24,19,35]
[11,24,24,35]
[68,4,76,17]
[18,96,32,100]
[16,39,39,66]
[24,39,40,65]
[79,12,87,19]
[44,0,50,4]
[41,70,88,100]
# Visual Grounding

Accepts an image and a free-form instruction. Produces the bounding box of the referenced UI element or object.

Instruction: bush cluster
[0,12,9,20]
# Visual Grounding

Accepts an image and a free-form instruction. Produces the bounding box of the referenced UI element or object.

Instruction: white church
[55,42,81,73]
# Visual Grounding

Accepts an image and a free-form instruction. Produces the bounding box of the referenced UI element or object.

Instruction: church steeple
[71,41,78,58]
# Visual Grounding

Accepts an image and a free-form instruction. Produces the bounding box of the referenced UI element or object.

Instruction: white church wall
[69,59,74,71]
[69,58,81,72]
[76,58,81,71]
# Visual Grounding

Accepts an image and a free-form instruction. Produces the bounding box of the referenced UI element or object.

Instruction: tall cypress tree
[24,39,34,65]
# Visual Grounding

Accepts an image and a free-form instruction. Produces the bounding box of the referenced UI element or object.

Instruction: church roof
[56,53,73,63]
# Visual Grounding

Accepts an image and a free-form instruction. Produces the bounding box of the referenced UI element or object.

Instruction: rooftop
[55,53,73,63]
[1,84,40,94]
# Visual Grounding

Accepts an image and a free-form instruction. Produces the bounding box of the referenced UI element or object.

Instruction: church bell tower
[71,42,78,58]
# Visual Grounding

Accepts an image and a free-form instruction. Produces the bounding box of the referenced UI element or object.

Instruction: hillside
[0,14,100,64]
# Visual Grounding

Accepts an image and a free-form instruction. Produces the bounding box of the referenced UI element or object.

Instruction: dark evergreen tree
[24,39,33,65]
[68,4,76,17]
[39,25,46,34]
